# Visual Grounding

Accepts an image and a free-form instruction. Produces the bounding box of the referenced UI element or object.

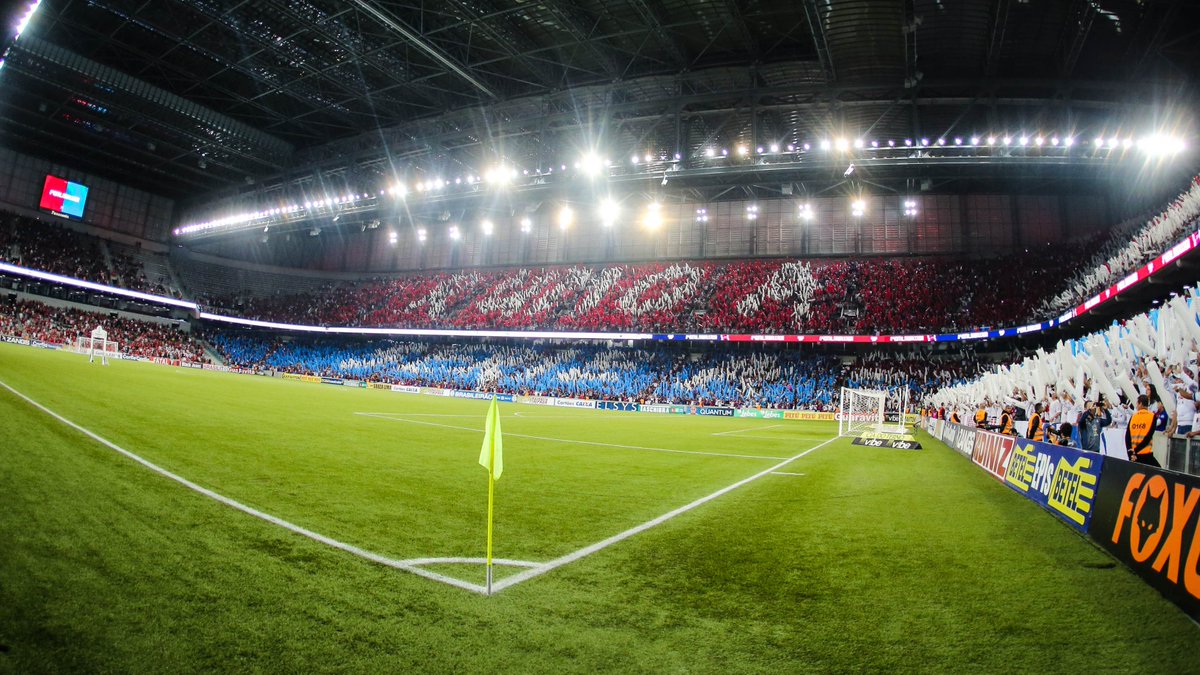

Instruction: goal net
[76,326,118,364]
[839,387,887,437]
[839,386,910,436]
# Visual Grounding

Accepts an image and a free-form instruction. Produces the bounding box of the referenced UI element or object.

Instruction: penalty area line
[0,379,492,595]
[712,424,783,436]
[489,435,838,594]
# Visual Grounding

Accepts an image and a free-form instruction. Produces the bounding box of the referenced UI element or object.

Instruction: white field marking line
[712,424,783,436]
[512,411,645,419]
[355,412,789,461]
[399,557,541,569]
[488,435,839,594]
[771,471,806,476]
[0,379,493,595]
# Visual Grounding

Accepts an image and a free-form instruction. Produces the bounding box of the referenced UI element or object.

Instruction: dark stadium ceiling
[0,0,1198,203]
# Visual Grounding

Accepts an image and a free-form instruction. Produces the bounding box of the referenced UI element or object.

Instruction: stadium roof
[1,0,1198,199]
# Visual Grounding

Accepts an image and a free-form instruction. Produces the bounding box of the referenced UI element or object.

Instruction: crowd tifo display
[204,253,1081,335]
[206,333,981,409]
[1038,175,1200,318]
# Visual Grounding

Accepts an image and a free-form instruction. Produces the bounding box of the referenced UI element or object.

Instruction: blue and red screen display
[39,175,89,219]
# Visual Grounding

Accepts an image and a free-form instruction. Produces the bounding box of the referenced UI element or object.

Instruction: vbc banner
[1089,460,1200,620]
[1004,439,1103,532]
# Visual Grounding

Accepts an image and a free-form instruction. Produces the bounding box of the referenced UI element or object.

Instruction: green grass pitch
[1,341,1198,673]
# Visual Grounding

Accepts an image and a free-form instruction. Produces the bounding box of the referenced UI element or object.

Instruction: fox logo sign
[1090,462,1200,620]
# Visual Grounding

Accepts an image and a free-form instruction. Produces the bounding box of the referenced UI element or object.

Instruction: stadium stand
[1038,175,1200,316]
[189,252,1082,335]
[207,331,985,408]
[0,212,176,296]
[0,296,204,362]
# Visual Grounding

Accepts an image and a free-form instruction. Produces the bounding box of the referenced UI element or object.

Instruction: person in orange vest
[974,404,989,430]
[949,408,961,424]
[1125,394,1159,467]
[1027,402,1045,442]
[997,405,1016,436]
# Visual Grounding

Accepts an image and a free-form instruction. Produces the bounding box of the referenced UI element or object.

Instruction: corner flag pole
[478,396,503,596]
[485,467,495,595]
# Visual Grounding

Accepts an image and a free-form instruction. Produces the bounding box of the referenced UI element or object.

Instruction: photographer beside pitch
[1077,397,1112,452]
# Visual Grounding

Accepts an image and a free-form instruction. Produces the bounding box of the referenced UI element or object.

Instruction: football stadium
[4,0,1200,671]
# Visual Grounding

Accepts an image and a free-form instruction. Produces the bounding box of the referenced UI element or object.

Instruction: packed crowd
[0,296,205,362]
[208,330,987,408]
[1038,174,1200,317]
[930,285,1200,457]
[200,251,1080,335]
[0,212,169,294]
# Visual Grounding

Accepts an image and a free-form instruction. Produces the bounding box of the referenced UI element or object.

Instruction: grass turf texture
[0,342,1197,673]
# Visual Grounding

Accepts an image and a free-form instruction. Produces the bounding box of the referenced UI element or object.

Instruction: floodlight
[558,205,573,231]
[579,153,605,177]
[643,202,663,230]
[481,219,494,236]
[851,199,866,217]
[448,225,460,241]
[16,0,43,38]
[519,217,532,233]
[417,228,427,243]
[599,199,619,227]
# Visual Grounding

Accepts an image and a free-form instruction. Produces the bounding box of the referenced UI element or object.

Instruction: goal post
[838,387,887,437]
[77,326,117,365]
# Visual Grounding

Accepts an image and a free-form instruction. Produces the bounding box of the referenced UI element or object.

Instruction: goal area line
[0,378,834,596]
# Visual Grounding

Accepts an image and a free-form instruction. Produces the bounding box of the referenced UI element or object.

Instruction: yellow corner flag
[478,396,503,594]
[478,396,503,480]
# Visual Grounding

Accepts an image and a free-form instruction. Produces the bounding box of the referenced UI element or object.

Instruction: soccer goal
[76,326,118,365]
[839,386,911,436]
[838,387,887,437]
